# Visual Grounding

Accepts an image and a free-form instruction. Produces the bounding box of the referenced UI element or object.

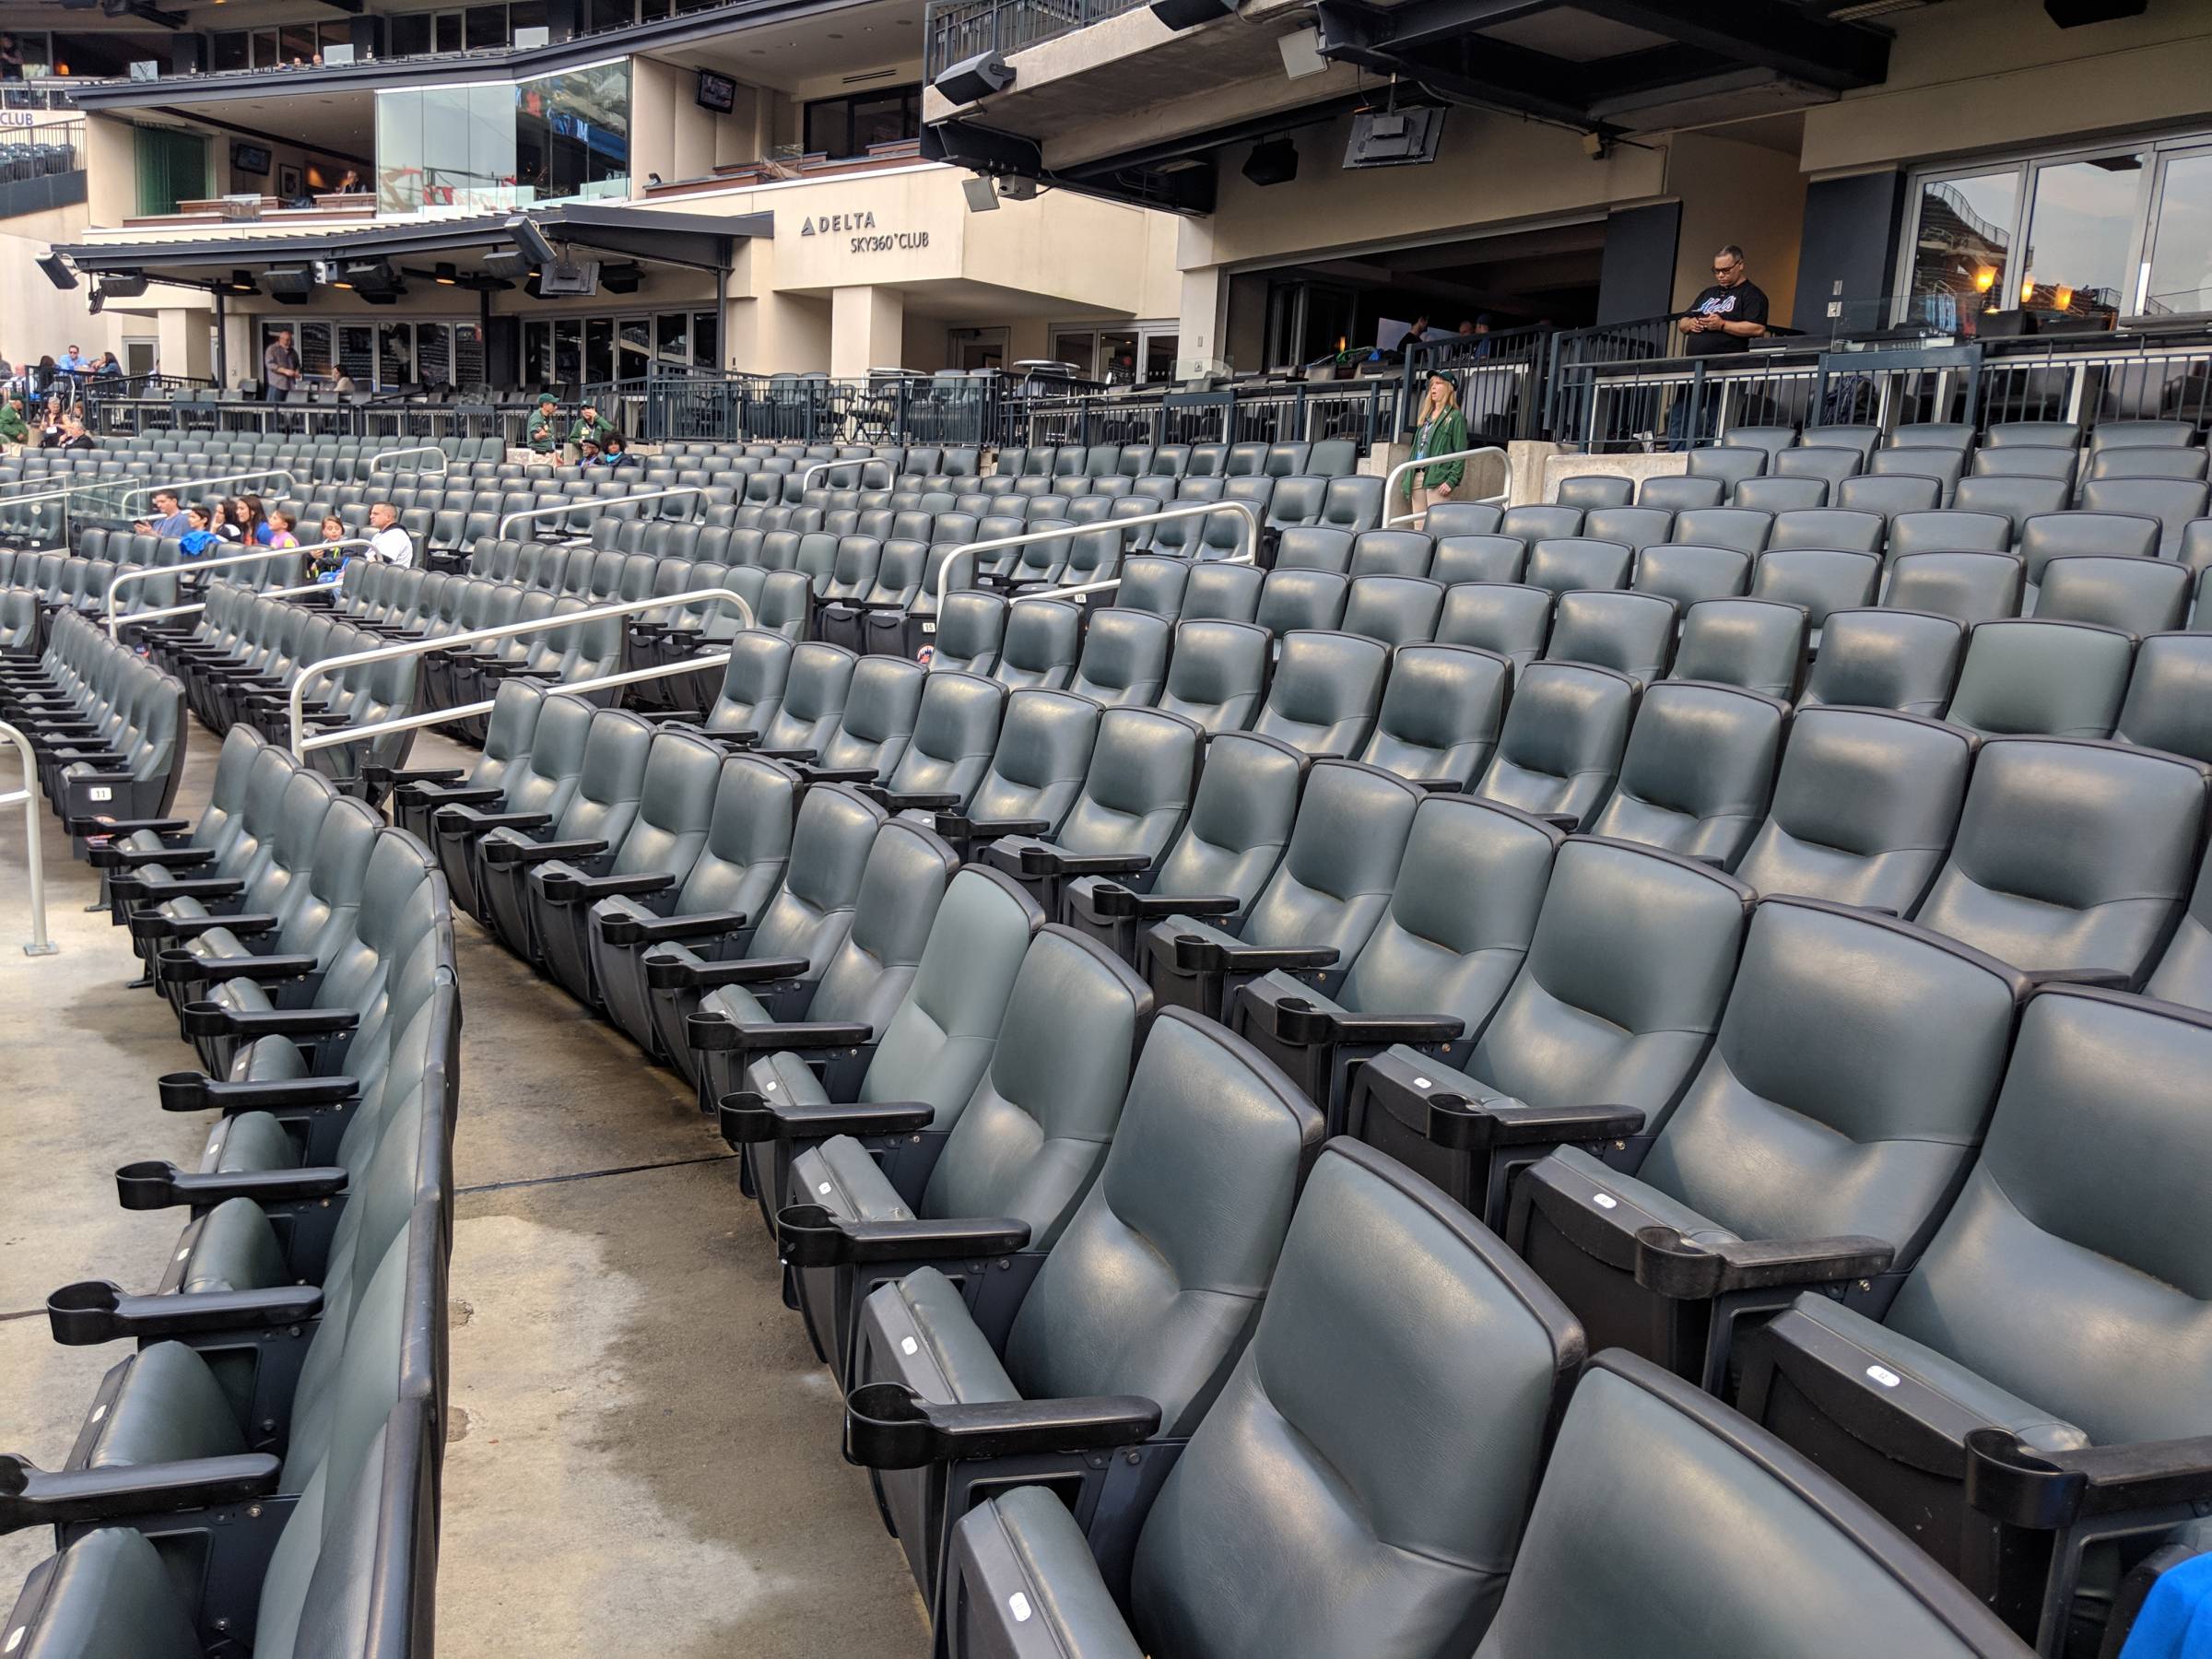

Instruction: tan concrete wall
[1802,0,2212,175]
[830,284,905,376]
[1668,132,1806,327]
[0,195,125,368]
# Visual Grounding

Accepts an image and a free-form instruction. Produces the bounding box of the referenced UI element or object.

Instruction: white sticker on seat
[6,1622,26,1653]
[1592,1193,1618,1210]
[1008,1594,1032,1623]
[1413,1077,1432,1089]
[1866,1365,1901,1388]
[900,1336,918,1357]
[818,1182,832,1195]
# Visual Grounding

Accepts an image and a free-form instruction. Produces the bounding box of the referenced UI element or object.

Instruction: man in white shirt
[367,502,416,569]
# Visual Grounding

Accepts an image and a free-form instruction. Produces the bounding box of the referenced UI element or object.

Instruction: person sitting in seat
[367,501,417,569]
[569,401,615,458]
[0,394,26,451]
[131,488,189,538]
[267,509,300,550]
[176,505,220,560]
[57,415,93,451]
[594,431,638,470]
[578,438,603,465]
[526,393,562,455]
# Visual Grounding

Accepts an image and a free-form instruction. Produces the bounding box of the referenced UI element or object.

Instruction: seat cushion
[955,1485,1142,1659]
[789,1135,912,1223]
[82,1340,248,1469]
[176,1196,286,1293]
[1783,1292,2089,1454]
[4,1527,204,1659]
[200,1109,300,1173]
[696,982,770,1030]
[862,1265,1021,1406]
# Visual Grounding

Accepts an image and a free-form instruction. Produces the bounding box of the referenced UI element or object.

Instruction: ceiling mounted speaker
[36,252,76,290]
[263,266,316,297]
[99,272,148,299]
[481,249,535,280]
[933,50,1012,104]
[1241,137,1298,187]
[961,175,1000,213]
[1151,0,1235,29]
[2042,0,2146,21]
[598,262,643,295]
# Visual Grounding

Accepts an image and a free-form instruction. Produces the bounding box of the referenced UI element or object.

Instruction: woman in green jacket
[1402,372,1469,523]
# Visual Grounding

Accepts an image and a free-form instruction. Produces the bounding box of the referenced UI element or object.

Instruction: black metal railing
[924,0,1146,79]
[1402,324,1557,443]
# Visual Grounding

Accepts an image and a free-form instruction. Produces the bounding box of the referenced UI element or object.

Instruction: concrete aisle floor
[0,718,926,1656]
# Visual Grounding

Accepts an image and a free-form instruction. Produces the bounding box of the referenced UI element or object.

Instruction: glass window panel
[2147,151,2212,317]
[210,31,249,72]
[656,312,688,364]
[639,0,671,18]
[587,0,632,30]
[518,61,629,203]
[1099,330,1138,384]
[377,322,415,388]
[553,318,582,386]
[421,82,471,206]
[1908,171,2018,334]
[251,29,279,66]
[418,323,453,387]
[523,320,551,383]
[849,90,916,151]
[465,5,508,49]
[805,100,849,158]
[321,22,354,54]
[1144,333,1177,382]
[376,88,425,213]
[618,319,652,380]
[692,310,717,370]
[434,12,464,52]
[468,81,517,208]
[1052,333,1094,375]
[297,323,334,376]
[455,324,486,387]
[278,25,319,64]
[2018,153,2144,324]
[510,1,547,35]
[388,13,433,55]
[338,325,375,382]
[584,319,614,384]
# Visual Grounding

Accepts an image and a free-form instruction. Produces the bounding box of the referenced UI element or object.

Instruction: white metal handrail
[498,485,706,539]
[369,445,449,476]
[0,720,57,956]
[286,585,758,755]
[298,651,736,756]
[1382,445,1512,529]
[107,567,362,641]
[103,548,318,636]
[934,500,1264,608]
[113,469,300,519]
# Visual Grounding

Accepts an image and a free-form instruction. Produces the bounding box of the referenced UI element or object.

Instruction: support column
[829,285,904,378]
[154,306,213,380]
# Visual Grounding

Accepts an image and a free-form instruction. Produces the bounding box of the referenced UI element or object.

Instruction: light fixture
[2053,286,2074,312]
[2021,276,2037,304]
[1972,266,1995,293]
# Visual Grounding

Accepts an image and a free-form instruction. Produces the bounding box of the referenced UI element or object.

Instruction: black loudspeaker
[2042,0,2146,22]
[1150,0,1234,25]
[481,250,535,280]
[263,266,316,297]
[99,273,148,299]
[933,50,1013,104]
[1975,309,2037,339]
[1241,137,1298,187]
[538,260,601,298]
[36,252,76,290]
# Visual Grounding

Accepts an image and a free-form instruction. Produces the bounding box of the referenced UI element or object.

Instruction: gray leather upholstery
[1584,506,1677,556]
[1674,507,1772,556]
[1750,547,1881,636]
[1340,575,1444,648]
[1887,509,2013,556]
[1524,537,1633,597]
[1735,706,1972,913]
[998,707,1198,878]
[1474,1354,2032,1658]
[1503,505,1584,545]
[1588,680,1786,868]
[1884,551,2025,624]
[1558,473,1635,508]
[813,654,926,778]
[931,591,1008,676]
[943,1140,1583,1659]
[2147,847,2212,1010]
[1436,582,1554,672]
[993,600,1082,692]
[1943,618,2135,739]
[477,708,652,958]
[1430,534,1528,585]
[1156,619,1269,734]
[1359,642,1512,787]
[1066,608,1171,708]
[1767,507,1884,553]
[1250,630,1389,759]
[1798,608,1965,718]
[878,672,1006,805]
[1255,569,1348,638]
[752,641,857,754]
[1348,528,1433,577]
[1423,500,1503,537]
[1474,661,1637,830]
[2118,631,2212,769]
[1912,736,2205,983]
[1547,589,1677,683]
[962,689,1102,832]
[1640,474,1726,512]
[1670,597,1806,699]
[2033,554,2191,635]
[1178,561,1264,623]
[430,688,593,915]
[1633,542,1750,608]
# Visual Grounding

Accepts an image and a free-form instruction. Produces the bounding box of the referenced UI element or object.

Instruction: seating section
[12,409,2212,1658]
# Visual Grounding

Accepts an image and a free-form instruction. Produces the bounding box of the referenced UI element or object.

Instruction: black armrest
[1968,1429,2212,1530]
[434,806,551,836]
[1412,777,1464,794]
[403,783,502,808]
[1168,932,1338,977]
[597,909,747,947]
[127,875,244,904]
[1009,843,1151,878]
[749,746,818,764]
[1631,1225,1896,1299]
[860,787,963,812]
[539,870,675,906]
[774,1205,1023,1267]
[1083,885,1239,921]
[161,950,319,983]
[792,765,883,787]
[1246,988,1465,1050]
[46,1279,325,1346]
[375,765,468,788]
[159,1070,359,1113]
[2024,968,2134,992]
[936,814,1051,841]
[1538,813,1583,832]
[131,912,276,943]
[686,1017,871,1054]
[96,844,216,870]
[650,953,808,992]
[179,1002,359,1041]
[717,1094,935,1147]
[479,835,607,868]
[1361,1056,1645,1154]
[81,816,191,837]
[844,1382,1159,1471]
[114,1159,347,1211]
[0,1452,282,1535]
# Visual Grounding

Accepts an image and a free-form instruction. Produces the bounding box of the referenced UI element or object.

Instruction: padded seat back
[1049,707,1200,862]
[754,642,858,752]
[1941,618,2134,738]
[1587,681,1787,868]
[1241,760,1422,954]
[817,655,927,777]
[991,599,1081,691]
[1670,598,1806,699]
[806,818,963,1033]
[966,689,1102,828]
[1474,661,1638,829]
[670,753,797,918]
[1799,609,1965,717]
[1359,641,1512,787]
[704,630,796,736]
[1156,619,1270,734]
[1249,629,1389,758]
[1436,582,1553,672]
[1144,733,1306,910]
[883,671,1006,802]
[1547,589,1677,683]
[1066,607,1171,707]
